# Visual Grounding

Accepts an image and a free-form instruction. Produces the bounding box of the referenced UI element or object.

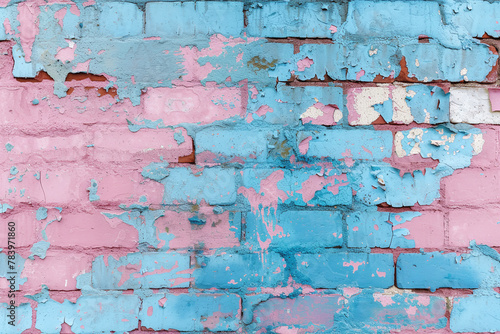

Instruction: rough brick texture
[0,1,499,333]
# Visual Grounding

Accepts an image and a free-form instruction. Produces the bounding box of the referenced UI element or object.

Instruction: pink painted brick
[92,127,192,163]
[0,165,165,207]
[443,168,500,206]
[142,86,244,125]
[0,166,91,206]
[14,86,144,127]
[470,127,498,168]
[392,211,445,248]
[0,210,40,248]
[0,87,38,125]
[154,210,240,249]
[45,211,139,248]
[21,250,93,291]
[1,133,92,163]
[449,208,500,247]
[93,170,164,206]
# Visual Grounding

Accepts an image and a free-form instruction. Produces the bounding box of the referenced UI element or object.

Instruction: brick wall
[0,0,500,333]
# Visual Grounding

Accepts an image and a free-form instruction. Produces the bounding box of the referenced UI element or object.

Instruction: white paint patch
[300,106,323,119]
[472,133,485,155]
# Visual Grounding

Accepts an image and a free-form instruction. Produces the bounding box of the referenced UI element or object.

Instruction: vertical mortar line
[142,3,146,35]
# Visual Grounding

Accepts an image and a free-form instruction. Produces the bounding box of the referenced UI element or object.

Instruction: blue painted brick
[247,2,342,38]
[91,252,191,289]
[98,2,143,38]
[342,1,458,48]
[140,293,241,331]
[346,211,392,248]
[401,41,497,82]
[201,42,294,86]
[241,168,352,207]
[246,210,343,250]
[406,84,450,124]
[355,165,444,207]
[161,167,236,205]
[299,129,393,160]
[36,295,140,333]
[294,252,394,288]
[335,290,447,332]
[273,43,399,82]
[451,295,500,333]
[0,303,32,333]
[196,129,270,163]
[194,252,286,288]
[451,1,500,38]
[145,1,244,37]
[247,84,344,126]
[397,252,500,290]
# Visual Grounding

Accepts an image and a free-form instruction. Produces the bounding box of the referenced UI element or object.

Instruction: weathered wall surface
[0,0,500,333]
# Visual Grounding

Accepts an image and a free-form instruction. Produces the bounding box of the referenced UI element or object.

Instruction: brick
[0,210,41,248]
[298,129,393,160]
[145,2,243,37]
[203,42,294,86]
[451,1,500,38]
[44,211,139,248]
[36,295,140,333]
[141,86,244,125]
[401,42,497,82]
[93,170,165,206]
[154,210,241,250]
[194,252,286,288]
[390,211,445,249]
[451,295,500,333]
[21,251,93,291]
[246,210,343,251]
[0,303,32,333]
[347,85,449,125]
[240,168,352,208]
[294,252,394,288]
[0,166,90,206]
[273,43,398,82]
[396,252,500,290]
[247,85,344,126]
[449,208,500,247]
[140,293,241,331]
[91,252,191,289]
[336,291,447,332]
[98,3,143,38]
[93,127,192,163]
[0,87,38,125]
[450,87,500,124]
[343,1,444,41]
[161,167,236,205]
[347,211,392,248]
[470,127,497,168]
[195,129,270,164]
[355,164,443,207]
[251,295,343,332]
[247,2,341,38]
[394,125,482,170]
[444,169,500,206]
[1,133,91,163]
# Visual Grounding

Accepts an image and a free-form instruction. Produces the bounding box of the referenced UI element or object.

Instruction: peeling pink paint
[297,57,314,71]
[343,260,365,273]
[17,2,40,62]
[299,136,312,155]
